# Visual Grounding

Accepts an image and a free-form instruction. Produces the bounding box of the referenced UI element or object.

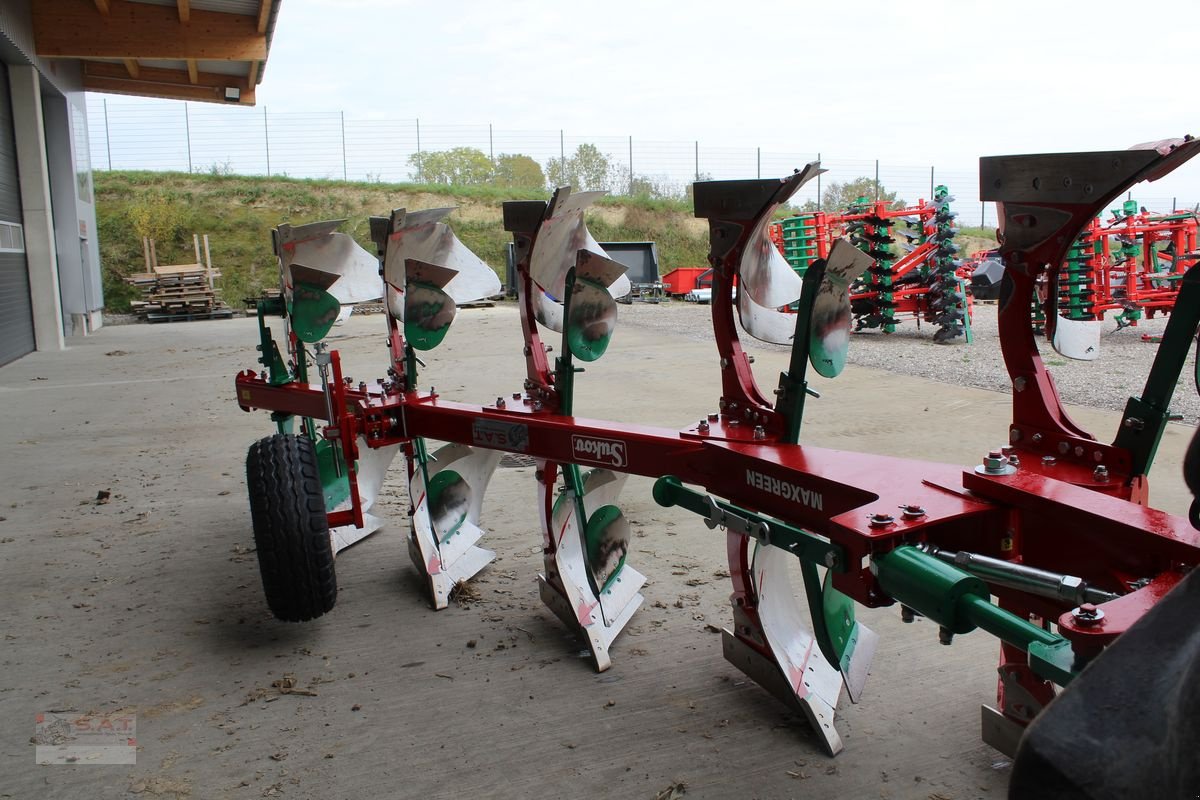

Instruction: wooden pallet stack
[126,234,233,322]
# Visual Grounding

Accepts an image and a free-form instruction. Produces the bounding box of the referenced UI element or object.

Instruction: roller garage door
[0,61,33,367]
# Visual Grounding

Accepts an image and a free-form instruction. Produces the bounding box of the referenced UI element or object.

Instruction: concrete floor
[1,306,1194,799]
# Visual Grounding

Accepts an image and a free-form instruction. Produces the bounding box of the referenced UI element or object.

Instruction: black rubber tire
[245,434,336,621]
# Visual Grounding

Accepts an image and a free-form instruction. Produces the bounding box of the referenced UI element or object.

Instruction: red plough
[234,138,1200,792]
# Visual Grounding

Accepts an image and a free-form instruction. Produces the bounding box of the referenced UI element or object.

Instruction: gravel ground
[619,299,1200,425]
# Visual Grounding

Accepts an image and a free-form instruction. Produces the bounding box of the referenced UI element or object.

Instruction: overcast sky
[91,0,1200,206]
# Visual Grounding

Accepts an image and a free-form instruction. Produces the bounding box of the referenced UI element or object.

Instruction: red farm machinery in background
[769,186,971,343]
[232,138,1200,798]
[1043,200,1200,336]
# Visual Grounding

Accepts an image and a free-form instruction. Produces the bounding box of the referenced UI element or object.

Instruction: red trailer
[661,266,707,295]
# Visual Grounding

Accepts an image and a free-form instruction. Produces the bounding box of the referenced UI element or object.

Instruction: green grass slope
[94,171,995,312]
[94,171,713,312]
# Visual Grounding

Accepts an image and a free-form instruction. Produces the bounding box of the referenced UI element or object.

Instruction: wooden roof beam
[257,1,272,34]
[83,74,257,105]
[186,59,198,84]
[177,0,190,23]
[94,0,110,15]
[33,0,266,61]
[85,61,250,92]
[122,58,139,78]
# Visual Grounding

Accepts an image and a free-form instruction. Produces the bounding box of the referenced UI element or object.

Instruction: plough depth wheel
[245,433,337,621]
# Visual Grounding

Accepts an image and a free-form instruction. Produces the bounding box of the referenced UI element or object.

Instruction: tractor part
[692,165,824,436]
[245,433,337,621]
[329,436,398,553]
[726,540,848,755]
[538,467,645,671]
[808,240,875,379]
[544,256,645,669]
[983,137,1200,492]
[871,546,1074,686]
[274,219,382,310]
[380,207,502,323]
[527,187,631,332]
[403,259,460,351]
[408,442,503,610]
[652,475,876,736]
[917,544,1121,606]
[378,216,506,609]
[1008,566,1200,800]
[652,475,856,755]
[695,164,824,347]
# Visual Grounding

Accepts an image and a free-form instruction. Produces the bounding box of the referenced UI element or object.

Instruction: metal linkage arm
[872,546,1075,685]
[652,476,845,570]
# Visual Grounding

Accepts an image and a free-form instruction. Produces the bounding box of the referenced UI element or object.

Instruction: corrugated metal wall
[0,60,35,366]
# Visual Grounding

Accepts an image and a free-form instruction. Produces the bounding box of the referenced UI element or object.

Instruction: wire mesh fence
[86,97,1200,229]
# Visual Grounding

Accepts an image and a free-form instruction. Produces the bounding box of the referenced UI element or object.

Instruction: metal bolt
[358,381,367,393]
[1008,454,1020,467]
[1032,433,1044,444]
[869,513,895,528]
[1059,575,1084,603]
[900,605,916,623]
[982,451,1009,475]
[938,626,954,645]
[1013,377,1027,392]
[1057,441,1070,455]
[901,504,926,520]
[1074,446,1084,457]
[513,392,521,400]
[720,358,729,369]
[1072,603,1104,626]
[1041,455,1056,466]
[1010,428,1022,443]
[532,401,543,411]
[753,425,766,441]
[1124,417,1145,431]
[1093,465,1109,482]
[1093,450,1104,463]
[698,420,710,434]
[708,413,719,422]
[496,397,506,408]
[429,386,436,396]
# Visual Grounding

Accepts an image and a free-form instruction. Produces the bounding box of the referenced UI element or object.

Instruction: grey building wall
[0,1,103,342]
